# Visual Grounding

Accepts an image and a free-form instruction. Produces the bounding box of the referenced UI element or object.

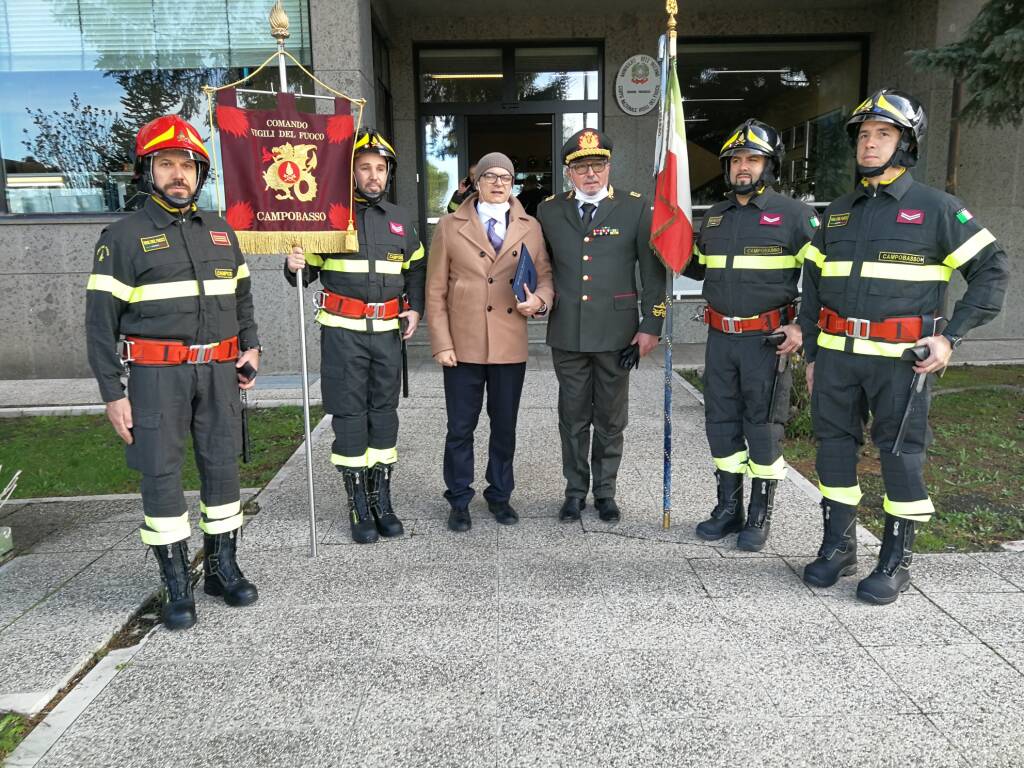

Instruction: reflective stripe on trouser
[551,348,630,499]
[811,346,934,522]
[127,362,243,543]
[199,499,243,535]
[704,331,789,480]
[320,325,401,469]
[140,512,190,545]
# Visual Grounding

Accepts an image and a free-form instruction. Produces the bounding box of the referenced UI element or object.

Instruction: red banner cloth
[216,89,356,254]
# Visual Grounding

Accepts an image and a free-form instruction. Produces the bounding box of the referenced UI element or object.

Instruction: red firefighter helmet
[133,115,210,206]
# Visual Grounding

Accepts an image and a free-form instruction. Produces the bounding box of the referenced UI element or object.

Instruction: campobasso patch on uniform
[140,234,170,252]
[386,252,404,262]
[743,245,784,255]
[878,251,926,265]
[214,268,234,278]
[703,215,723,228]
[827,213,850,228]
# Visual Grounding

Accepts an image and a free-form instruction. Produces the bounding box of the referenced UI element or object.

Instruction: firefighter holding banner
[86,116,261,631]
[798,90,1009,603]
[685,119,817,551]
[286,128,426,544]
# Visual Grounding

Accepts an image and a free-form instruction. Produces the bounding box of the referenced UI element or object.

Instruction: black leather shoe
[595,497,621,523]
[558,497,585,522]
[447,506,472,532]
[487,500,519,525]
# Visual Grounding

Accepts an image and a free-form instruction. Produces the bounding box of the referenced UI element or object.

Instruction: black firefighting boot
[152,541,196,631]
[368,463,404,538]
[737,478,777,552]
[203,530,259,607]
[856,514,916,605]
[802,500,859,588]
[695,471,745,541]
[343,468,378,544]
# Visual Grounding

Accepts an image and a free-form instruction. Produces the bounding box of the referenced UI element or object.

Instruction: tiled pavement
[2,357,1023,767]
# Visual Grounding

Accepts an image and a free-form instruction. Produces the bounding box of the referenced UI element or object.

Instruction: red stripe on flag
[651,151,693,273]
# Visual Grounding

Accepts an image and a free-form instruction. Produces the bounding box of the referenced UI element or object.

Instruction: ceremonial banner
[216,89,356,254]
[650,59,693,273]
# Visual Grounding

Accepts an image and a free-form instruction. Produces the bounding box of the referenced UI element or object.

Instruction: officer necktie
[580,202,596,226]
[486,217,503,252]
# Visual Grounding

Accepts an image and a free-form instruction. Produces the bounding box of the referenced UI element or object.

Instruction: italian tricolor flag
[650,61,693,274]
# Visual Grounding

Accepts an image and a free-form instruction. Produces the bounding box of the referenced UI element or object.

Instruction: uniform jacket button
[582,294,590,301]
[583,275,590,281]
[479,251,486,258]
[584,237,590,243]
[487,305,492,311]
[506,307,513,314]
[512,250,518,257]
[488,277,494,283]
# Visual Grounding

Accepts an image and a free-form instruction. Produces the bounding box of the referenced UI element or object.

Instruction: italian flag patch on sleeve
[809,215,820,228]
[956,208,973,224]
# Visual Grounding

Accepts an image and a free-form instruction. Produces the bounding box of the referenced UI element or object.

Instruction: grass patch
[0,712,29,761]
[677,362,1024,552]
[0,406,324,499]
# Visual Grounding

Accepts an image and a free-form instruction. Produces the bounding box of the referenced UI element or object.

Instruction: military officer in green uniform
[537,129,666,523]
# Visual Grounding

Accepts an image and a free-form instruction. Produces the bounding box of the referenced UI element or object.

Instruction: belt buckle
[721,316,741,334]
[117,339,135,363]
[365,302,386,320]
[188,342,217,364]
[846,318,871,339]
[312,290,326,310]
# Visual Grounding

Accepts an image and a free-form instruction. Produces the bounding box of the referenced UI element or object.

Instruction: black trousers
[812,346,934,522]
[703,330,791,479]
[442,362,526,508]
[126,362,243,545]
[320,326,402,468]
[551,348,630,500]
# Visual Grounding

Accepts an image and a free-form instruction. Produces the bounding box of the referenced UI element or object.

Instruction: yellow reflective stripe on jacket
[816,331,914,358]
[376,260,403,275]
[944,228,996,269]
[203,278,237,296]
[200,500,241,520]
[315,310,399,333]
[883,495,934,520]
[331,452,368,468]
[236,262,250,279]
[693,243,703,260]
[367,446,398,466]
[129,280,200,302]
[733,254,798,270]
[819,483,863,506]
[748,456,787,480]
[703,254,728,269]
[797,242,825,268]
[403,243,425,270]
[821,261,853,277]
[321,258,370,273]
[860,262,953,282]
[712,450,748,474]
[87,273,134,302]
[305,253,326,268]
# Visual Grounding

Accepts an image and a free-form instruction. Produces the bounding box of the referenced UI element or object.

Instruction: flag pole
[271,1,319,557]
[660,0,679,530]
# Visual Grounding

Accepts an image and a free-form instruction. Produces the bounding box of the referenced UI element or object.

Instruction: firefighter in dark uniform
[537,129,666,523]
[86,116,260,631]
[685,119,818,551]
[798,90,1009,603]
[286,129,425,544]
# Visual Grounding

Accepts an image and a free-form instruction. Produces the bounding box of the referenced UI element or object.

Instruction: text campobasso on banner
[216,89,357,254]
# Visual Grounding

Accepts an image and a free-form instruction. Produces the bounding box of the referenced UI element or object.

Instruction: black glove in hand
[618,343,640,370]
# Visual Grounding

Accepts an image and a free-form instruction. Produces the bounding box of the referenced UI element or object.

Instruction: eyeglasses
[480,172,514,185]
[568,160,609,175]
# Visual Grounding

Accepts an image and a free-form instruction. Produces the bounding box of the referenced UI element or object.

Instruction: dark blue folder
[512,242,537,303]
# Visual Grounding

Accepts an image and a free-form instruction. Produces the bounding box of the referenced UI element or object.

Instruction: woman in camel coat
[426,152,553,532]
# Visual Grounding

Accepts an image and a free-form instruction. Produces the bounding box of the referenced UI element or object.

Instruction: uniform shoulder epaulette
[630,191,642,198]
[543,194,555,202]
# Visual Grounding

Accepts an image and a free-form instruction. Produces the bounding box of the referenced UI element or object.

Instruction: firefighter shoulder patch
[95,244,109,263]
[955,207,973,224]
[139,234,170,252]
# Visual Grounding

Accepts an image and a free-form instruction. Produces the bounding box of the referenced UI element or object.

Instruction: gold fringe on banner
[236,230,358,255]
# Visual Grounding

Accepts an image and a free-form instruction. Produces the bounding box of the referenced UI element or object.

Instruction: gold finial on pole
[666,0,678,57]
[270,0,291,42]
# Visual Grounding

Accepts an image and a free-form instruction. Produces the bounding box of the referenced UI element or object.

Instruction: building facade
[0,0,1017,378]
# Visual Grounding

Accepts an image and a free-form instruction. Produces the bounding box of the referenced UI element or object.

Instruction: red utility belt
[313,290,409,320]
[121,336,239,366]
[817,307,924,343]
[704,304,796,335]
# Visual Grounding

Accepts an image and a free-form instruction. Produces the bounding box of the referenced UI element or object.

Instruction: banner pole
[271,1,318,558]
